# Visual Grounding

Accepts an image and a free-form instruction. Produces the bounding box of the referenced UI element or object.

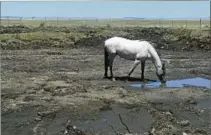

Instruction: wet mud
[1,48,211,135]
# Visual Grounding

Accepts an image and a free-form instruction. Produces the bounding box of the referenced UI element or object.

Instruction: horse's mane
[136,39,161,58]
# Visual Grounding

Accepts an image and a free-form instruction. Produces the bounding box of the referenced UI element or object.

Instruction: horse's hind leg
[104,57,109,78]
[104,47,109,78]
[128,60,140,80]
[108,53,116,81]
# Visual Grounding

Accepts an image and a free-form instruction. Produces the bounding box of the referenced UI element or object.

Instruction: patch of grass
[0,31,86,50]
[0,25,210,51]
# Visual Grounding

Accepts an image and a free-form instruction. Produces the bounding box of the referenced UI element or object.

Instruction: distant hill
[123,17,145,20]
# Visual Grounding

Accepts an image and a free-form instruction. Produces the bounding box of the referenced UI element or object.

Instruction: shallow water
[1,107,37,135]
[74,104,153,134]
[1,104,153,135]
[130,77,211,89]
[197,98,211,109]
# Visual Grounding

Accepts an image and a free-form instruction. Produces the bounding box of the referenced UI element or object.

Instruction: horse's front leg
[141,60,146,82]
[127,60,140,80]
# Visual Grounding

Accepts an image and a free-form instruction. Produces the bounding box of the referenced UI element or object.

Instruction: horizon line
[0,16,210,20]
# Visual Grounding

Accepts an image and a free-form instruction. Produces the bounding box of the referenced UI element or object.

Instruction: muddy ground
[1,47,211,135]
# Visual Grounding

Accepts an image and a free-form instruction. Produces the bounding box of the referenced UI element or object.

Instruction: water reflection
[130,77,211,89]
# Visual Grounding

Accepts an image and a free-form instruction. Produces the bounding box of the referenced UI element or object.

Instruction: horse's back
[105,37,153,52]
[104,37,153,60]
[105,37,148,48]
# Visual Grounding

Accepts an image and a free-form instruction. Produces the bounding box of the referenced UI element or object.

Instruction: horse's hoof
[112,78,116,81]
[161,80,166,83]
[125,77,130,82]
[141,78,147,83]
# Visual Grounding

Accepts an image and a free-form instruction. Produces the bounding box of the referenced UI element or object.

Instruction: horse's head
[156,62,166,83]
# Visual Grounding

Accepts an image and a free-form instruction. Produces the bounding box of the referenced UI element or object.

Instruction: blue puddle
[130,77,211,89]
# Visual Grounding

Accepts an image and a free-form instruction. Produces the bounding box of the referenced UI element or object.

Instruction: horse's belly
[117,52,136,61]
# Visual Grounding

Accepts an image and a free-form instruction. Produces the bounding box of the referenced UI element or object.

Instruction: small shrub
[39,22,45,28]
[15,33,21,39]
[106,24,111,28]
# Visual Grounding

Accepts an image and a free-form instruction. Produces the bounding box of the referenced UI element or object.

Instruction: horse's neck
[148,46,162,69]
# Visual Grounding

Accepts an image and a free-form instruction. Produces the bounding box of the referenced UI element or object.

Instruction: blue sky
[1,1,210,19]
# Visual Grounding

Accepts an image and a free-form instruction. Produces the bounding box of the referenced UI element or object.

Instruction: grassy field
[1,19,210,29]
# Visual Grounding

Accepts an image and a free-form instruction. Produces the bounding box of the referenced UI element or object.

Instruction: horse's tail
[104,47,109,77]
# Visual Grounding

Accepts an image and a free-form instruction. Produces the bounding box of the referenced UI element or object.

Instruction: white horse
[104,36,166,83]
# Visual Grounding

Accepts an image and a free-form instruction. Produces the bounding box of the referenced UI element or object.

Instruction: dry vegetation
[0,21,210,51]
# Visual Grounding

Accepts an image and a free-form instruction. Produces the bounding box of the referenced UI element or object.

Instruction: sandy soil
[1,48,211,135]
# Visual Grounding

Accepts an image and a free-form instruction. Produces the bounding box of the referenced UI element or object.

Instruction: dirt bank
[0,25,210,51]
